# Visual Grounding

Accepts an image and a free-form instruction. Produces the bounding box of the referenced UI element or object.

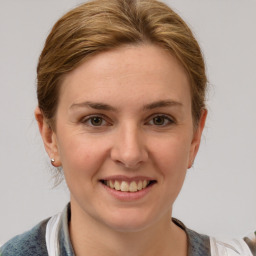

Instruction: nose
[110,124,148,169]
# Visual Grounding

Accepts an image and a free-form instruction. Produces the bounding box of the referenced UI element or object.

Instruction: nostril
[113,159,143,169]
[110,136,149,169]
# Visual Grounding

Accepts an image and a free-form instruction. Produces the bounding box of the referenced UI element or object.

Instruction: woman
[1,0,255,255]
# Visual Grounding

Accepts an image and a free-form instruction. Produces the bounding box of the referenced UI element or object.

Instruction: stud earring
[51,158,55,166]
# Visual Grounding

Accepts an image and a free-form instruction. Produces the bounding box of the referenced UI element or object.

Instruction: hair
[37,0,207,130]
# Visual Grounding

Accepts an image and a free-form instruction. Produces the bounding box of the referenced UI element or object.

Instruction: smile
[100,180,156,192]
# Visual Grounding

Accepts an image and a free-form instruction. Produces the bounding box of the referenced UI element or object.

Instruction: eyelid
[145,113,175,126]
[80,114,112,126]
[79,113,175,127]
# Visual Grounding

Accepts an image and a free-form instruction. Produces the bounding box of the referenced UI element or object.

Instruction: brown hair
[37,0,207,129]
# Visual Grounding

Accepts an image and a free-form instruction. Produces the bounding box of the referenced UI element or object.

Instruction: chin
[106,220,152,233]
[100,209,161,233]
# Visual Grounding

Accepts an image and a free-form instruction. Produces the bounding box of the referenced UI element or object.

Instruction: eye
[81,115,109,127]
[147,115,174,126]
[90,116,104,126]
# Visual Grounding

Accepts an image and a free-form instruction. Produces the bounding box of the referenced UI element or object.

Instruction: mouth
[100,179,157,193]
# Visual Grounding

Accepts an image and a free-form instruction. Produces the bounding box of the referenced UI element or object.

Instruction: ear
[188,109,207,169]
[34,107,61,167]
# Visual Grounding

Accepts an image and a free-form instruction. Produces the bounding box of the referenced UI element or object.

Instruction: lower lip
[101,182,155,201]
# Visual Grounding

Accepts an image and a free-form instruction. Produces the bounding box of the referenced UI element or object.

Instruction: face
[37,44,206,232]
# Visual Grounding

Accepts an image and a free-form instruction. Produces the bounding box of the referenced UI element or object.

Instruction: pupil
[154,116,164,125]
[91,117,102,126]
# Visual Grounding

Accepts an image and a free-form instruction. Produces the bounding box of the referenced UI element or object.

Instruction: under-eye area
[100,180,157,192]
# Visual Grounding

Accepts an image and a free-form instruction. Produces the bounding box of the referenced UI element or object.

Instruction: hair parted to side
[37,0,207,130]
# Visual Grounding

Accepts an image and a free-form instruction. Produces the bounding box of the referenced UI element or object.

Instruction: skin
[35,44,207,256]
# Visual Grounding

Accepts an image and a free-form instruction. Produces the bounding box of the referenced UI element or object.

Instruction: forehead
[59,44,191,110]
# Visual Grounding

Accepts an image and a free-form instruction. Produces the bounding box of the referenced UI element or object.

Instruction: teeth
[109,180,114,189]
[129,181,137,192]
[120,181,129,192]
[114,180,121,190]
[104,180,152,192]
[137,181,142,191]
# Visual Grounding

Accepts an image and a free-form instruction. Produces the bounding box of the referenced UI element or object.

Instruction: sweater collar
[58,204,211,256]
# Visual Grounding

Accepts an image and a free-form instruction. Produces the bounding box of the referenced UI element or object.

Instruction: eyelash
[80,114,111,127]
[80,114,175,127]
[146,114,175,126]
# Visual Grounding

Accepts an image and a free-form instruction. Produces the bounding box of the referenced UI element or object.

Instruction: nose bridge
[111,121,148,168]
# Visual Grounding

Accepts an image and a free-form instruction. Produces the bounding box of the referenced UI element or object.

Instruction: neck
[69,202,187,256]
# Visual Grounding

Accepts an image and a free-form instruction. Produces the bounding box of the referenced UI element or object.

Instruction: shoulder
[0,218,49,256]
[186,228,211,255]
[172,218,211,256]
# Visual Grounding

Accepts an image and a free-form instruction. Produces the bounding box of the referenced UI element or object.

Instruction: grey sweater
[0,204,211,256]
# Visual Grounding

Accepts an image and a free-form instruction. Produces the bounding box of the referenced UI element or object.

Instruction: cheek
[145,136,192,213]
[150,135,192,195]
[56,133,109,180]
[151,134,192,172]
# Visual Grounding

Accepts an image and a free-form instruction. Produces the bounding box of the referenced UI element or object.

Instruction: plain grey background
[0,0,255,245]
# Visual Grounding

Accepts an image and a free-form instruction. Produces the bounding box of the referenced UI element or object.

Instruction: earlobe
[188,109,207,169]
[34,107,61,167]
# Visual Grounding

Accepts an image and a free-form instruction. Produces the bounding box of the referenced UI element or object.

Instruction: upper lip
[99,175,156,182]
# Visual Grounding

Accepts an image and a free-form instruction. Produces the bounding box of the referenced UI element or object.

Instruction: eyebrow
[143,100,183,110]
[70,101,116,111]
[70,100,182,111]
